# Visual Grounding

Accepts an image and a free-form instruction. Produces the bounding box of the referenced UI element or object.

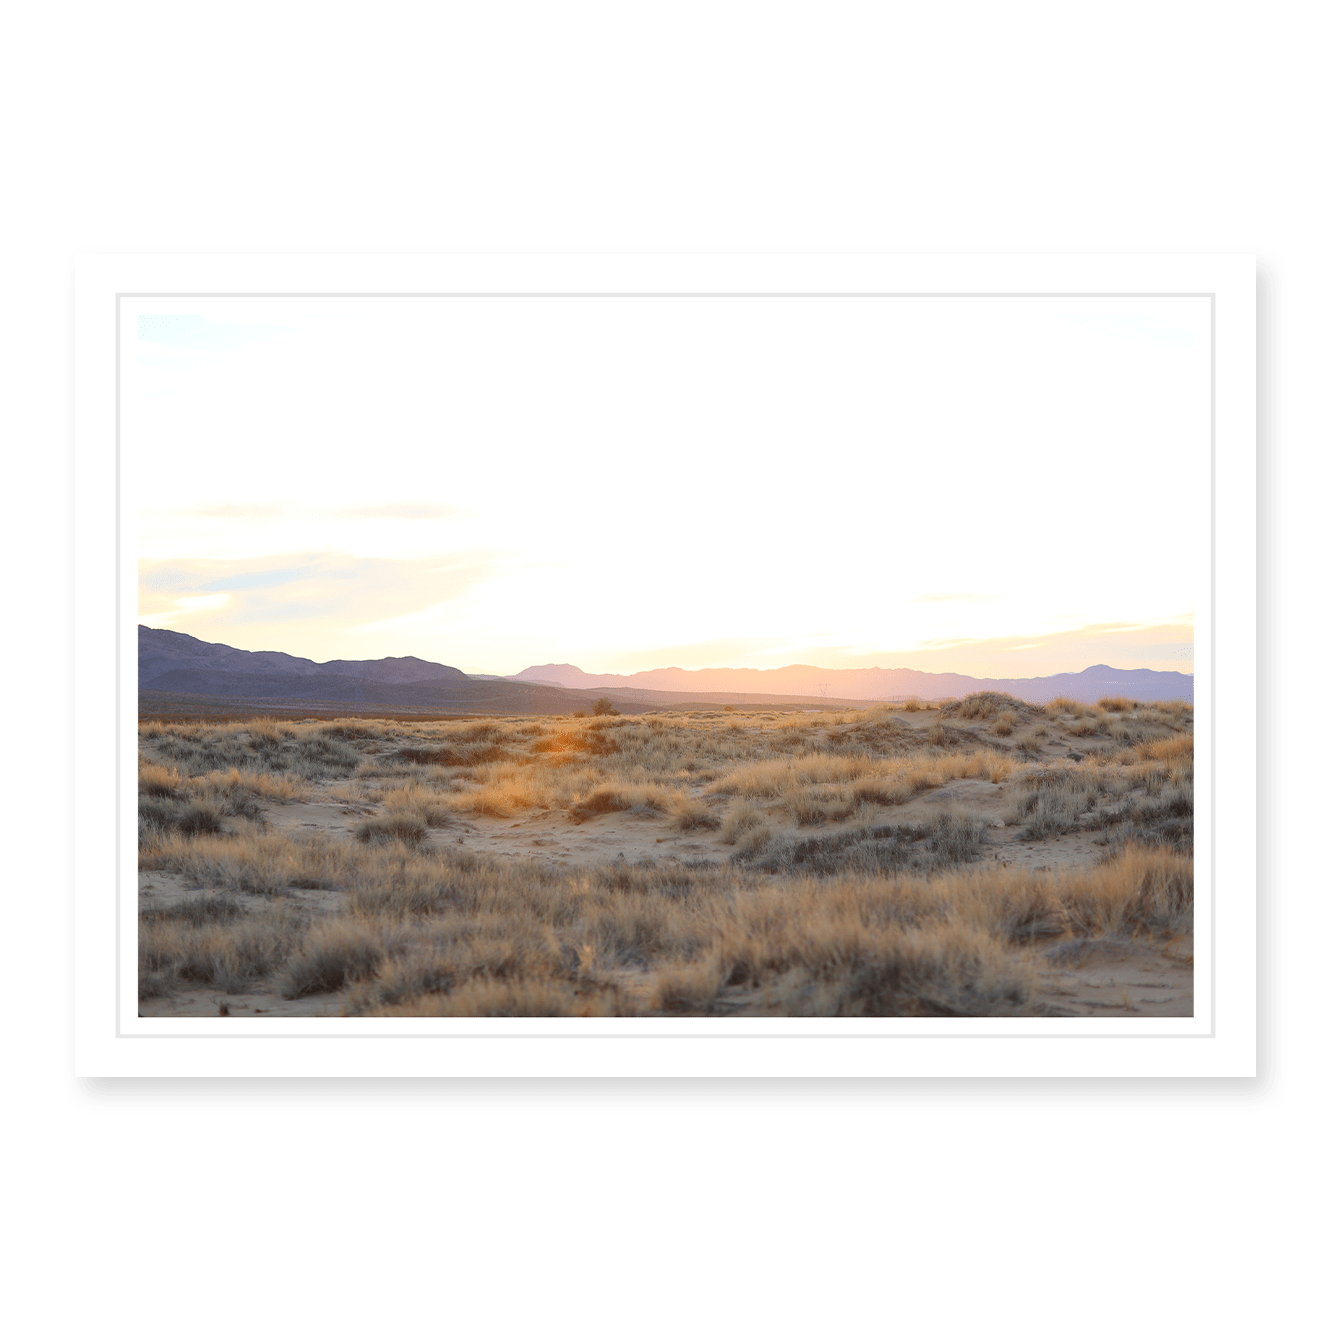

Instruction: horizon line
[137,623,1194,681]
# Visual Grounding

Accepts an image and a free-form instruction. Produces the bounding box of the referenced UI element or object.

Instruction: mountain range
[140,625,471,690]
[137,626,630,715]
[139,626,1192,711]
[511,660,1194,705]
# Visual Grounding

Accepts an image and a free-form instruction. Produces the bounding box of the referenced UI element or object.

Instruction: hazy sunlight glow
[128,295,1204,678]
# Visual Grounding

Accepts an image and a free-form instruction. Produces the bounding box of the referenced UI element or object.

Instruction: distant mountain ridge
[139,625,470,690]
[513,660,1193,705]
[138,627,1192,710]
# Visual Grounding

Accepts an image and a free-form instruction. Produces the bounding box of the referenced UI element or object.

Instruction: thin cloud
[915,593,999,603]
[184,504,286,519]
[334,504,458,520]
[138,550,498,643]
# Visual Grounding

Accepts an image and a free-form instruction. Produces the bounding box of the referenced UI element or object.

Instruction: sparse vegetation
[138,694,1194,1017]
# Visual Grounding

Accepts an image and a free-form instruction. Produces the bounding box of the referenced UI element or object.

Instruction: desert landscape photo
[129,291,1205,1018]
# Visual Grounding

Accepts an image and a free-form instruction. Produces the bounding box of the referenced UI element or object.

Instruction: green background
[36,2,1303,1330]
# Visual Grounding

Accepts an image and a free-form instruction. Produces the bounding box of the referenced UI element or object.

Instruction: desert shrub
[355,813,428,846]
[785,790,857,826]
[747,811,985,876]
[651,957,725,1013]
[1012,790,1081,840]
[704,900,1031,1017]
[947,692,1031,721]
[1097,696,1138,713]
[281,922,384,998]
[1135,733,1194,767]
[719,801,764,845]
[397,742,510,768]
[592,698,618,716]
[1015,735,1043,757]
[1049,845,1193,936]
[140,909,301,995]
[1067,717,1109,737]
[139,762,186,799]
[547,727,622,756]
[315,720,387,741]
[193,767,304,806]
[1103,781,1194,852]
[731,824,774,859]
[453,722,502,742]
[1153,699,1194,719]
[140,894,245,926]
[381,784,454,828]
[139,796,224,838]
[361,977,620,1018]
[569,788,632,822]
[674,800,722,831]
[289,734,361,776]
[1046,695,1090,718]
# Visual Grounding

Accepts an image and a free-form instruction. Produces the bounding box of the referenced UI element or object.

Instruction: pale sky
[128,294,1205,678]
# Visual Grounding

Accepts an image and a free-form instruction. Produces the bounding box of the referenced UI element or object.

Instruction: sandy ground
[138,708,1193,1018]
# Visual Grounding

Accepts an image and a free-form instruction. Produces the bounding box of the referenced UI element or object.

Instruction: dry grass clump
[743,811,987,876]
[143,720,362,780]
[1135,733,1194,769]
[719,800,765,844]
[139,761,186,799]
[1044,695,1088,717]
[139,795,225,838]
[1104,717,1177,747]
[651,956,729,1013]
[280,920,385,998]
[1097,695,1139,713]
[784,789,858,827]
[651,888,1033,1017]
[1004,752,1192,849]
[569,781,671,823]
[733,824,775,858]
[138,760,302,829]
[397,741,513,768]
[374,782,456,827]
[1100,780,1194,852]
[141,825,363,896]
[140,903,304,998]
[1066,716,1109,737]
[709,753,877,798]
[946,692,1037,721]
[1006,765,1132,839]
[140,893,246,927]
[949,844,1192,943]
[193,767,305,804]
[354,813,428,846]
[673,798,722,832]
[313,719,391,741]
[1153,699,1194,719]
[990,709,1020,737]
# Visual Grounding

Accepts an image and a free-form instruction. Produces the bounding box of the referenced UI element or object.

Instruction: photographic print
[74,255,1254,1074]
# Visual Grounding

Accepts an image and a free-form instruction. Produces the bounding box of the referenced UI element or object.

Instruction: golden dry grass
[138,695,1195,1017]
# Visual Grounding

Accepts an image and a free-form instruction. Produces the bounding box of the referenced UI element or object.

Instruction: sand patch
[1035,935,1194,1017]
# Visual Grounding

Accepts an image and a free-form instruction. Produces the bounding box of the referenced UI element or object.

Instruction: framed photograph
[74,254,1254,1075]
